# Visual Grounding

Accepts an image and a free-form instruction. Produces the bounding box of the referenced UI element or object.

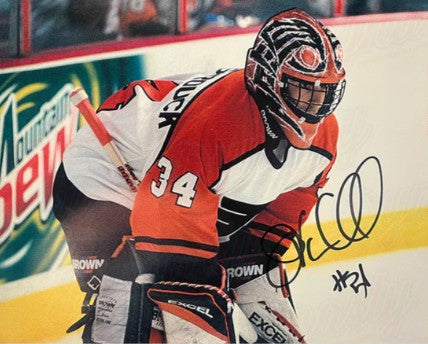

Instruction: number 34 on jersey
[150,157,199,208]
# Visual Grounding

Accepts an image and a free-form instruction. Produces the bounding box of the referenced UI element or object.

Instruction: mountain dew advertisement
[0,56,145,284]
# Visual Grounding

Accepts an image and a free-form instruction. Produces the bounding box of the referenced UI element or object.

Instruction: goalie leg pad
[147,281,258,344]
[222,254,306,344]
[90,275,156,343]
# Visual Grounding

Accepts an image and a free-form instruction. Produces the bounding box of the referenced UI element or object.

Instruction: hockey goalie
[53,8,346,343]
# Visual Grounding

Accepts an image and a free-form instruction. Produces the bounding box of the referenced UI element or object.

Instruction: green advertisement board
[0,55,145,284]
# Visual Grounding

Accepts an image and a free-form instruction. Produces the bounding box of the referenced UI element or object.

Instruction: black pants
[53,163,279,289]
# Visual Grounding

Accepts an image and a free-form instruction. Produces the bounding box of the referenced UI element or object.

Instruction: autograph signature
[332,263,371,298]
[262,156,383,286]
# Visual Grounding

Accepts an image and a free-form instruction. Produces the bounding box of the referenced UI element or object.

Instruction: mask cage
[280,74,346,124]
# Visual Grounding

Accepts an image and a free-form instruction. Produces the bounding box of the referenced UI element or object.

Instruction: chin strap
[260,105,291,169]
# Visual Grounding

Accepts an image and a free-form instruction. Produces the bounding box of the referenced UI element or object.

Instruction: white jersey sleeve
[63,78,182,209]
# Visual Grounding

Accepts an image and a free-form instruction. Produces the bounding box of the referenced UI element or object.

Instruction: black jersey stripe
[216,197,268,237]
[209,142,265,189]
[134,236,218,253]
[308,145,334,160]
[222,142,266,171]
[248,221,297,240]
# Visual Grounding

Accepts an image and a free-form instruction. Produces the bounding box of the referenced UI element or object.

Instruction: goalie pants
[53,162,286,291]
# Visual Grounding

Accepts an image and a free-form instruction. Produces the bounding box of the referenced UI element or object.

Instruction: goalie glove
[147,278,258,344]
[221,254,306,344]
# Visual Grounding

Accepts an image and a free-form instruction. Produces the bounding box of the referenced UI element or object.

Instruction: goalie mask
[245,8,346,149]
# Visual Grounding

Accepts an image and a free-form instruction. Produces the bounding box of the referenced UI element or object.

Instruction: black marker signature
[332,263,371,298]
[261,156,383,286]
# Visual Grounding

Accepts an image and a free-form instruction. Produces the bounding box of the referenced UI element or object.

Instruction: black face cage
[280,74,346,124]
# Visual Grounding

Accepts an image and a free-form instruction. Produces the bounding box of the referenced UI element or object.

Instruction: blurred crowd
[30,0,177,51]
[188,0,428,29]
[1,0,428,54]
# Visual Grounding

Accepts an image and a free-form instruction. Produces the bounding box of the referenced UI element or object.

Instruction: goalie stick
[70,88,140,192]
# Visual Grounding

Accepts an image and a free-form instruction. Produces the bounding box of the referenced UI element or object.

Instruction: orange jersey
[129,69,338,260]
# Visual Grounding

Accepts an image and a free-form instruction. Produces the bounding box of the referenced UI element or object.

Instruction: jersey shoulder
[98,79,178,112]
[176,70,266,162]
